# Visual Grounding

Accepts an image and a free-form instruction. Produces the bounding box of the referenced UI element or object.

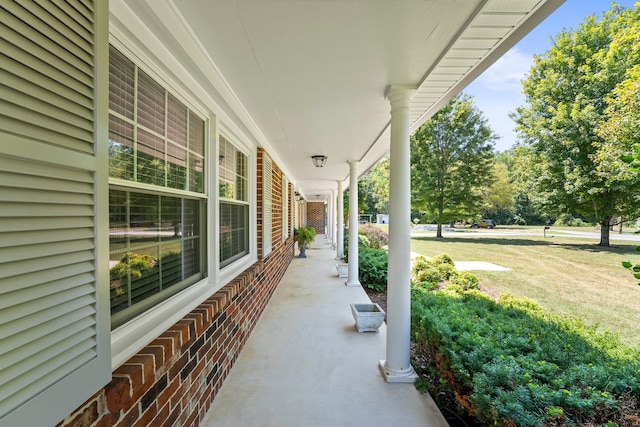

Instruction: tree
[620,143,640,285]
[482,162,515,223]
[504,146,554,225]
[410,94,496,237]
[360,158,390,215]
[512,4,640,246]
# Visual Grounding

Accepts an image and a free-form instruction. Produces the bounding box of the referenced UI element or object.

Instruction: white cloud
[475,48,534,92]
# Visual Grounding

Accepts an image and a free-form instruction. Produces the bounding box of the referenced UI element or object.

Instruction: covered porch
[0,1,568,425]
[202,235,447,426]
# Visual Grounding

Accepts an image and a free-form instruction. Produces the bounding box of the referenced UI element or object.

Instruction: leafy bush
[344,224,389,262]
[358,247,388,292]
[553,213,589,227]
[622,248,640,285]
[411,254,458,286]
[110,252,156,282]
[432,253,454,266]
[411,288,640,426]
[358,234,371,248]
[437,263,456,280]
[414,266,441,286]
[294,226,316,246]
[446,271,479,292]
[358,224,389,249]
[412,256,434,271]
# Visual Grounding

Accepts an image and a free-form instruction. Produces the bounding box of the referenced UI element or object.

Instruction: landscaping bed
[355,225,640,425]
[411,287,640,426]
[359,249,640,425]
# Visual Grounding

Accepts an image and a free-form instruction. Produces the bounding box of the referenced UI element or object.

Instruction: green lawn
[411,232,640,347]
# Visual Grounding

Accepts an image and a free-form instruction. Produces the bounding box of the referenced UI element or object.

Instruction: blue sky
[465,0,638,152]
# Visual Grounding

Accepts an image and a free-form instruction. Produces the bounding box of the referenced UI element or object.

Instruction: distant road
[412,226,640,242]
[547,229,640,242]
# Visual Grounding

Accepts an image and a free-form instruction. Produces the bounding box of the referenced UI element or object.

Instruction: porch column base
[345,279,361,287]
[379,360,418,383]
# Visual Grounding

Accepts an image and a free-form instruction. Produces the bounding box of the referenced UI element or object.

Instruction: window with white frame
[219,135,249,267]
[108,46,206,328]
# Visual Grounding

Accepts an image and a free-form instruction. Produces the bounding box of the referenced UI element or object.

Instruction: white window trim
[112,129,258,368]
[108,14,262,372]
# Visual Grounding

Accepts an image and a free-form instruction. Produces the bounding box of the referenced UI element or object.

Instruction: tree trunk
[599,216,612,246]
[436,222,443,238]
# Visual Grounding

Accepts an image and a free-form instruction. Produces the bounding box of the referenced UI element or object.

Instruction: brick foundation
[58,238,294,427]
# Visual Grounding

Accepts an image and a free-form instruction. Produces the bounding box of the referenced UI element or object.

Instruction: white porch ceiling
[112,0,564,200]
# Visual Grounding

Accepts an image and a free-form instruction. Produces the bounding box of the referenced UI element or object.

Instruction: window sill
[110,253,257,369]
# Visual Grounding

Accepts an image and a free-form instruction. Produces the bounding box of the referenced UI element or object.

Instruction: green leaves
[410,93,496,233]
[358,247,388,292]
[622,260,640,283]
[411,289,640,425]
[513,4,640,244]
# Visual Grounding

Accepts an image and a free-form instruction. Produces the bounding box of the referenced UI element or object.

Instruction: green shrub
[294,226,316,247]
[358,247,388,292]
[411,288,640,426]
[411,254,458,286]
[110,252,156,281]
[413,280,439,291]
[436,263,456,280]
[358,224,389,249]
[343,231,376,262]
[412,256,435,271]
[432,253,454,266]
[446,271,479,292]
[412,256,438,284]
[357,234,371,248]
[414,266,442,285]
[553,213,589,227]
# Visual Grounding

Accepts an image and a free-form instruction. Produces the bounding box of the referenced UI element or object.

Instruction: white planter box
[350,303,385,333]
[335,263,348,278]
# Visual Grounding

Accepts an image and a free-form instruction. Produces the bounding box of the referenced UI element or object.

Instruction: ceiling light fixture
[311,155,327,168]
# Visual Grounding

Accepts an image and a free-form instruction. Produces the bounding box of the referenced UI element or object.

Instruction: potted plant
[294,226,316,258]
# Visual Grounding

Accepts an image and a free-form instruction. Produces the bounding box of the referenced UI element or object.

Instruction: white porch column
[331,189,337,249]
[346,161,360,286]
[336,180,344,260]
[301,201,307,226]
[380,85,417,382]
[327,196,333,244]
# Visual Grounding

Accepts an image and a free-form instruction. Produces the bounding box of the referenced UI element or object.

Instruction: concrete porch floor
[201,236,448,427]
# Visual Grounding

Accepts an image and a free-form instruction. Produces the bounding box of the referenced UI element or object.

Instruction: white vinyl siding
[0,1,110,425]
[262,154,273,257]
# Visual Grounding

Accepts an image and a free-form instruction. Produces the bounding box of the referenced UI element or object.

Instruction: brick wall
[58,240,294,427]
[307,201,325,234]
[58,150,295,427]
